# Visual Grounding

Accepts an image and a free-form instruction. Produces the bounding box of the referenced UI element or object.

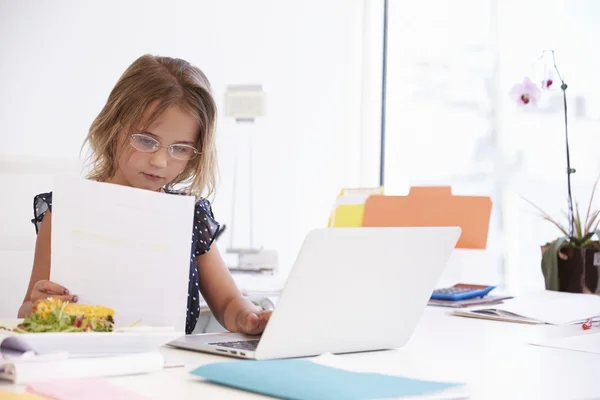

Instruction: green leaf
[575,202,583,239]
[569,236,582,247]
[585,209,600,234]
[594,218,600,233]
[521,195,570,237]
[580,232,595,247]
[584,174,600,230]
[544,216,569,237]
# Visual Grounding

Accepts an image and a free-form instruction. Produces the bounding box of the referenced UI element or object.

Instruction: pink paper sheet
[26,378,150,400]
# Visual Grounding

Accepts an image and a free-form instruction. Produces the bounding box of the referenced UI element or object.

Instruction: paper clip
[582,318,593,330]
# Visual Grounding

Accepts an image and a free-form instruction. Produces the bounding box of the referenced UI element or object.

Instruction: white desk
[2,293,599,399]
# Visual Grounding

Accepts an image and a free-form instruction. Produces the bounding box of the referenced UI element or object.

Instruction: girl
[18,54,271,335]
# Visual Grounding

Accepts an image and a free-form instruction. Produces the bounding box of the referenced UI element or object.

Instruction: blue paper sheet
[190,359,462,400]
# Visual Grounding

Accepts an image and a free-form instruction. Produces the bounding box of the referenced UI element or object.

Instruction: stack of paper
[428,295,513,309]
[452,295,600,325]
[0,325,182,384]
[0,351,164,384]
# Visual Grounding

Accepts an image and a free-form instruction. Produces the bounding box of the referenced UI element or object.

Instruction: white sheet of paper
[50,176,195,331]
[530,332,600,355]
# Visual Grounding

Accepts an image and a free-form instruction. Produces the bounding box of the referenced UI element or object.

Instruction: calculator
[430,284,495,301]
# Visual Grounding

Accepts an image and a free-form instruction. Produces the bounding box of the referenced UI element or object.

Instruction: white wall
[0,156,80,316]
[0,0,367,314]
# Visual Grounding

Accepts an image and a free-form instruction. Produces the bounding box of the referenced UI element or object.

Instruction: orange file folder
[362,186,492,249]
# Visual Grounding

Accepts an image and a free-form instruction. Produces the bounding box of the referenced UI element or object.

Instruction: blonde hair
[83,54,218,198]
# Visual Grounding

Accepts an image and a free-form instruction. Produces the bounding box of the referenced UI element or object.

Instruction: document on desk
[190,353,465,400]
[50,176,195,330]
[530,332,600,355]
[452,295,600,325]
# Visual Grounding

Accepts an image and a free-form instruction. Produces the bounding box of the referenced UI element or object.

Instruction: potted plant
[526,182,600,293]
[511,50,600,294]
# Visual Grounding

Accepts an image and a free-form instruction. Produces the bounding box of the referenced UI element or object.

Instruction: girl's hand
[30,280,78,304]
[235,309,272,335]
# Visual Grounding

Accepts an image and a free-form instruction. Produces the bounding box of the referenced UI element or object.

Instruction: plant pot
[557,247,600,293]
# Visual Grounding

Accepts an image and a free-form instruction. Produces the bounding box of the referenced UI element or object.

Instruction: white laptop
[169,226,461,360]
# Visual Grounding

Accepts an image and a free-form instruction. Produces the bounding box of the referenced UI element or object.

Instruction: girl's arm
[18,212,74,317]
[196,244,270,334]
[19,212,53,317]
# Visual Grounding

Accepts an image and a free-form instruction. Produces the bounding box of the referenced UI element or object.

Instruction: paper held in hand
[50,175,195,331]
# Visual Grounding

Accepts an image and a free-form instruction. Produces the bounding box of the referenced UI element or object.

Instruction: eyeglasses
[128,133,199,161]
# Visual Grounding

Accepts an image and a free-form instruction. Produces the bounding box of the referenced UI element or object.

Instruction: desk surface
[2,294,599,400]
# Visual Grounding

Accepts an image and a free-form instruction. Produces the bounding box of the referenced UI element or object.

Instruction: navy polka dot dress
[31,189,220,334]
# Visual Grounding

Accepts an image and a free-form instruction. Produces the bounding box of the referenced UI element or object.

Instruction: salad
[6,298,115,333]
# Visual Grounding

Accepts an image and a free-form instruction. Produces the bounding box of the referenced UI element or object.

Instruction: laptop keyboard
[209,340,260,351]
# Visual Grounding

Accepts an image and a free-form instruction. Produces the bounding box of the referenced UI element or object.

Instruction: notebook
[452,295,600,325]
[0,351,164,384]
[0,329,182,356]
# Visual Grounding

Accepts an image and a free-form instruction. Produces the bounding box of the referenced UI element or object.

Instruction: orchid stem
[542,49,575,239]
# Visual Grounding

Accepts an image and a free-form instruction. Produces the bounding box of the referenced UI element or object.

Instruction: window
[382,0,600,292]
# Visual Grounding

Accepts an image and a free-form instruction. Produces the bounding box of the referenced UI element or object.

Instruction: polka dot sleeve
[193,198,220,256]
[31,192,53,234]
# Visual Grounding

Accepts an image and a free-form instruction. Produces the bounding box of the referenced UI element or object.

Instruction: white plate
[1,330,184,354]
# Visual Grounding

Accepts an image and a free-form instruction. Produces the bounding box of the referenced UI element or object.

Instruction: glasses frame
[127,132,200,161]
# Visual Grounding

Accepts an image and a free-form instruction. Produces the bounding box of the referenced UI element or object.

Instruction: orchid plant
[511,50,598,249]
[523,177,600,249]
